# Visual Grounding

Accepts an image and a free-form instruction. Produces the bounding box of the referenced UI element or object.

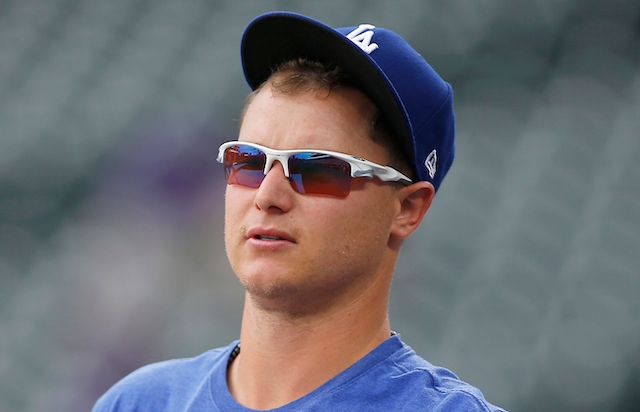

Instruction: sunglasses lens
[289,153,351,197]
[221,145,352,197]
[223,145,266,188]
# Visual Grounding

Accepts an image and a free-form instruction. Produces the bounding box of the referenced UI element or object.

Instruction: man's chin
[242,279,333,318]
[243,278,301,300]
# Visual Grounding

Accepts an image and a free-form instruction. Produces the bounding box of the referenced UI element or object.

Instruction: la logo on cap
[346,24,379,54]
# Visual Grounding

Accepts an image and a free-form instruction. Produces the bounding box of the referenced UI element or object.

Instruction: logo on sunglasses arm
[424,149,437,179]
[346,24,379,54]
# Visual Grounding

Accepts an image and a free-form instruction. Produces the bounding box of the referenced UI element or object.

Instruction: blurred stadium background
[0,0,639,411]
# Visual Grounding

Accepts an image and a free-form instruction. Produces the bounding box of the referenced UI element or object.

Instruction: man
[93,11,505,411]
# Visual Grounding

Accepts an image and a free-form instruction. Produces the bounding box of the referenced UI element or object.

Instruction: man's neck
[227,287,392,410]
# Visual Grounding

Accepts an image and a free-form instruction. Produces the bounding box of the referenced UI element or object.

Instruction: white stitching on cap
[346,24,379,54]
[425,149,437,179]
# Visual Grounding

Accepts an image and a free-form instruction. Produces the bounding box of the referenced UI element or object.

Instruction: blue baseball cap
[241,11,455,191]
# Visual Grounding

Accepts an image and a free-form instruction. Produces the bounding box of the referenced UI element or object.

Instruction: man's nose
[254,161,295,212]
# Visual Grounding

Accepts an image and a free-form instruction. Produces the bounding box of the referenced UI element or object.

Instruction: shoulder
[385,342,506,412]
[336,337,506,412]
[92,343,235,412]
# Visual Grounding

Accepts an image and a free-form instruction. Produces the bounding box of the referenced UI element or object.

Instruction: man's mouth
[247,227,295,244]
[255,235,283,241]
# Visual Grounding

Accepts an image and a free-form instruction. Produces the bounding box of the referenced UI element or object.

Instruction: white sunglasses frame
[216,141,412,185]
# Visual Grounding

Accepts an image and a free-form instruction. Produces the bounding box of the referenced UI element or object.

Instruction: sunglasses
[217,141,412,198]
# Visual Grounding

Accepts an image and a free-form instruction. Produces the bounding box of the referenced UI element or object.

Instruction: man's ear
[390,181,435,240]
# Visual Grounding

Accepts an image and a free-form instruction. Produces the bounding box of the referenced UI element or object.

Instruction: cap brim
[240,12,413,163]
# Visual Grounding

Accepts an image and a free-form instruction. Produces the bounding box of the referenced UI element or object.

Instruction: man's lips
[246,227,296,243]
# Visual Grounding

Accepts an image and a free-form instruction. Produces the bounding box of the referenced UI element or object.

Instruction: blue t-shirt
[93,335,505,411]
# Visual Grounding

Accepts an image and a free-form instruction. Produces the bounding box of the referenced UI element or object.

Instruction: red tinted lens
[288,153,351,197]
[223,145,266,188]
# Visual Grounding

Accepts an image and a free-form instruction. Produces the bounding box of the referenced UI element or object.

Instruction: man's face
[224,83,401,315]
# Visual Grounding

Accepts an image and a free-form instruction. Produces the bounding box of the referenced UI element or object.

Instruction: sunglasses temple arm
[380,170,413,184]
[352,165,412,185]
